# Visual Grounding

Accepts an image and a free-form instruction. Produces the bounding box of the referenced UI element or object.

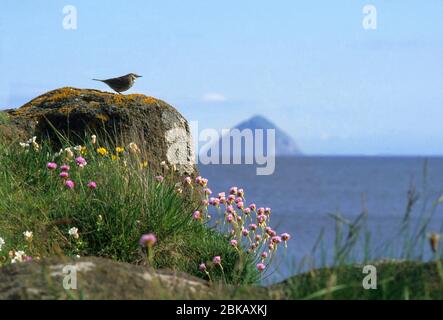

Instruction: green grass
[0,112,9,125]
[1,132,443,299]
[0,136,258,285]
[273,260,443,299]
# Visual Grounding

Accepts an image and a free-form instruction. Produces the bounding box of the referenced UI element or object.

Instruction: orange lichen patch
[104,93,159,108]
[9,88,161,120]
[126,94,159,105]
[95,114,110,122]
[44,88,78,104]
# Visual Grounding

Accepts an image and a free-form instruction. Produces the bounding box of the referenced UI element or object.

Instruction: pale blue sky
[1,0,442,155]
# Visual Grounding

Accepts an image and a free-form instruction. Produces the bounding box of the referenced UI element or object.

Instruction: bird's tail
[92,79,103,82]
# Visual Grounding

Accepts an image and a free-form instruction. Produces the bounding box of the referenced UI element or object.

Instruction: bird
[92,73,142,94]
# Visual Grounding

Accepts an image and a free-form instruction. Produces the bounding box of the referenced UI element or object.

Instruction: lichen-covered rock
[0,256,212,299]
[6,87,197,176]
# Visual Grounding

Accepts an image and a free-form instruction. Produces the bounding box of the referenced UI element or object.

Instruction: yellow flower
[140,161,148,169]
[97,147,108,156]
[116,147,125,154]
[81,146,88,155]
[111,155,119,161]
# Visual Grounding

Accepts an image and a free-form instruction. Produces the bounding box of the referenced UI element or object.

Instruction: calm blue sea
[199,156,443,283]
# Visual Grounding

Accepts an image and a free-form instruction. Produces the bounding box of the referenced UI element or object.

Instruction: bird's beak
[136,75,142,78]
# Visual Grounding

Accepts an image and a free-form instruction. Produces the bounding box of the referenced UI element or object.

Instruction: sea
[199,156,443,283]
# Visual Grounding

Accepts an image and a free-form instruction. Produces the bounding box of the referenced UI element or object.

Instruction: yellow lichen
[12,88,161,120]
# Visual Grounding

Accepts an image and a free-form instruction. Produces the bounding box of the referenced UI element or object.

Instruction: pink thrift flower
[201,199,209,206]
[281,233,291,241]
[249,224,257,231]
[244,208,251,215]
[195,176,202,184]
[199,263,207,272]
[210,198,220,206]
[237,188,244,197]
[256,263,266,272]
[65,180,75,189]
[139,233,157,247]
[258,215,267,224]
[204,188,212,195]
[242,228,249,237]
[230,239,238,247]
[184,176,192,185]
[193,211,201,220]
[213,256,221,265]
[60,164,70,172]
[257,207,265,215]
[265,207,271,215]
[227,214,234,223]
[229,187,238,195]
[237,201,244,209]
[155,175,164,182]
[227,195,235,204]
[218,192,226,199]
[255,234,262,241]
[87,181,97,189]
[261,252,268,259]
[75,156,87,167]
[59,172,69,179]
[272,236,282,244]
[47,162,57,170]
[249,203,256,211]
[199,178,208,187]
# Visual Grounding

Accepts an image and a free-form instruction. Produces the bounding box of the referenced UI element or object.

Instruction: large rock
[0,256,211,299]
[6,87,197,176]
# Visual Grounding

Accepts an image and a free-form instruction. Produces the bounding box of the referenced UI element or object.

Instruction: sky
[1,0,442,155]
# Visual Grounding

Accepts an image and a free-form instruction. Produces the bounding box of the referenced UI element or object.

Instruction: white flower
[0,237,5,251]
[65,147,74,158]
[26,136,36,144]
[91,135,97,145]
[128,142,140,154]
[19,142,30,148]
[11,250,26,263]
[74,145,82,152]
[68,227,79,239]
[54,148,63,157]
[23,231,33,241]
[75,255,81,259]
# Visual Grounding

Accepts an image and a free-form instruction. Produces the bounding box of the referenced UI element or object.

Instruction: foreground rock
[6,87,197,176]
[0,256,213,299]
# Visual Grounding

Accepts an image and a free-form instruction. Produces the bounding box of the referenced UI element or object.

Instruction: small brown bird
[93,73,142,94]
